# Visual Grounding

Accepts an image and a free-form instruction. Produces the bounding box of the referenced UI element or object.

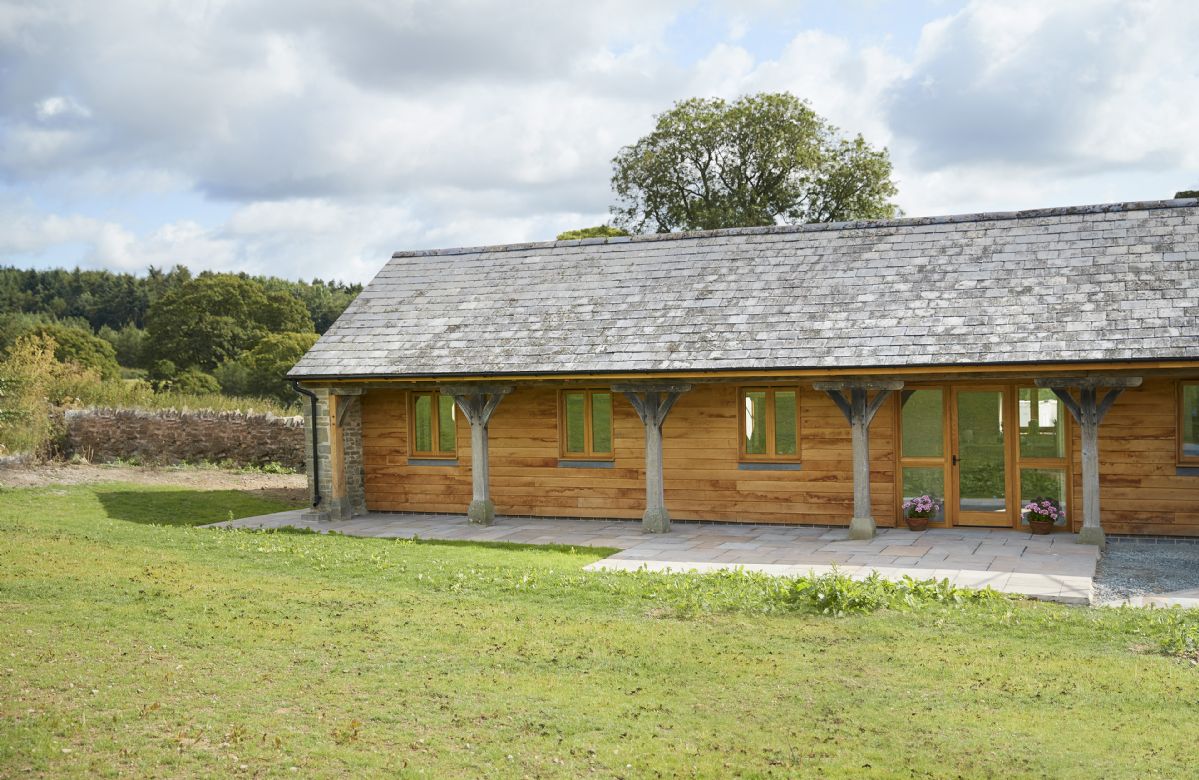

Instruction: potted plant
[902,495,940,531]
[1022,497,1062,535]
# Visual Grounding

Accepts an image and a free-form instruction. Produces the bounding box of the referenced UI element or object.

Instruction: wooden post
[441,385,513,525]
[612,383,691,533]
[1035,376,1142,548]
[327,394,347,517]
[813,380,903,540]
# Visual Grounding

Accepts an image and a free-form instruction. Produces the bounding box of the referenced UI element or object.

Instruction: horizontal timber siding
[361,385,898,525]
[1078,377,1199,536]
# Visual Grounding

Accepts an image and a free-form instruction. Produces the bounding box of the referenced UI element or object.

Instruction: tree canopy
[610,93,899,233]
[144,275,313,371]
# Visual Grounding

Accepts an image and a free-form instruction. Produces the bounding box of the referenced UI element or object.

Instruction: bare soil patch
[0,461,307,504]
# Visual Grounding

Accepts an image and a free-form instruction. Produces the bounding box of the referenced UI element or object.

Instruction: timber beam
[814,380,904,540]
[441,385,514,526]
[612,383,692,533]
[1035,376,1142,548]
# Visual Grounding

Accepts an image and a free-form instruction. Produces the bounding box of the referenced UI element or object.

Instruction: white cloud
[34,96,91,121]
[0,0,1196,281]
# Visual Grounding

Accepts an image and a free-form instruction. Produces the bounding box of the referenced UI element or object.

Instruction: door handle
[951,455,959,466]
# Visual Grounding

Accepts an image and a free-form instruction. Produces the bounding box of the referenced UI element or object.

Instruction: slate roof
[289,199,1199,379]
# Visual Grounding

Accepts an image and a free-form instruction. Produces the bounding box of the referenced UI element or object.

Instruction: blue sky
[1,0,1195,283]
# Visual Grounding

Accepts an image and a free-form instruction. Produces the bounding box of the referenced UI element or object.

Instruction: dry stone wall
[62,408,306,468]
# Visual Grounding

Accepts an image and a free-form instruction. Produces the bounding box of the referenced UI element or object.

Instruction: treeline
[0,265,360,405]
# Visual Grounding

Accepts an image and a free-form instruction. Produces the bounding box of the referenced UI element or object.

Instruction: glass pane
[957,390,1006,514]
[901,389,944,458]
[590,392,612,454]
[743,391,766,455]
[437,394,457,453]
[564,392,586,453]
[413,394,433,453]
[1019,388,1065,459]
[902,467,946,522]
[773,390,797,456]
[1020,468,1068,527]
[1184,384,1199,459]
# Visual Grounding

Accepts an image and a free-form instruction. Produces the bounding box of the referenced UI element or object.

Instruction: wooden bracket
[334,395,360,427]
[612,384,691,429]
[441,385,514,427]
[813,381,903,426]
[1036,376,1142,425]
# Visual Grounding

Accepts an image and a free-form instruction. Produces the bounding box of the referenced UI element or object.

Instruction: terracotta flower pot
[1028,518,1054,535]
[906,515,930,532]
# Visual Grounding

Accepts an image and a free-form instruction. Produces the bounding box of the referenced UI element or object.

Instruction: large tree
[145,275,312,370]
[611,93,899,233]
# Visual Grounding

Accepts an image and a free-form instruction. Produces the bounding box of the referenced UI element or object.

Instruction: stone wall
[301,388,365,520]
[62,408,306,468]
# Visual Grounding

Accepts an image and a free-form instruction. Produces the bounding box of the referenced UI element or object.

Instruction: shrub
[171,367,222,395]
[0,333,59,457]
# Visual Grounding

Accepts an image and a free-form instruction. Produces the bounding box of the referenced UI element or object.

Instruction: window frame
[1014,385,1072,530]
[408,390,457,459]
[557,389,615,461]
[738,386,802,463]
[1178,381,1199,465]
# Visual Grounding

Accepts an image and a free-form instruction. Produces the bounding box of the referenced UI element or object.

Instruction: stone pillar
[612,383,691,533]
[300,386,365,522]
[1036,376,1142,549]
[813,381,903,540]
[441,385,513,525]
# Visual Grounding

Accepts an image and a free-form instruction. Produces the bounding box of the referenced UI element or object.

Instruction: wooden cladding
[357,376,1199,535]
[362,384,894,525]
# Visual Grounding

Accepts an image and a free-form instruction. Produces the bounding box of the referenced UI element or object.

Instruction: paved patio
[213,510,1100,603]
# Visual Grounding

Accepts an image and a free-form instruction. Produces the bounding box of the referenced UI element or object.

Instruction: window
[740,387,800,461]
[410,391,457,458]
[559,390,614,460]
[1180,382,1199,464]
[1017,387,1070,527]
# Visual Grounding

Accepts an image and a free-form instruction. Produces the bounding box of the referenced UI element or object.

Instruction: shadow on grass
[260,525,621,557]
[96,488,299,527]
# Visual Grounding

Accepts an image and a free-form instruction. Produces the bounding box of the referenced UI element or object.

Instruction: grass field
[2,484,1197,778]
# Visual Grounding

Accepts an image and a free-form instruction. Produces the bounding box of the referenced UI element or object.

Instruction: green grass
[1,484,1197,778]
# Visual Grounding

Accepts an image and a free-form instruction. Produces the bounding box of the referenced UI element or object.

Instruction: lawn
[1,484,1197,778]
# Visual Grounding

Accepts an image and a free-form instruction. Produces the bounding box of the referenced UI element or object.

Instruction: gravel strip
[1093,540,1199,604]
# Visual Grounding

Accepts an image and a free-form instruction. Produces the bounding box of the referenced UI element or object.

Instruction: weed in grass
[1154,609,1199,661]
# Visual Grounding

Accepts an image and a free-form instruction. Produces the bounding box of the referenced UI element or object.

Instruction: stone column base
[847,515,877,540]
[1076,525,1106,549]
[468,499,496,526]
[642,507,670,534]
[300,508,332,523]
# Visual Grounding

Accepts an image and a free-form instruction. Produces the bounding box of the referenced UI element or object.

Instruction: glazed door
[952,388,1012,527]
[898,388,950,527]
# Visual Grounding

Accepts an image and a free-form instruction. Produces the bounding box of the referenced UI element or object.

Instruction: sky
[1,0,1197,283]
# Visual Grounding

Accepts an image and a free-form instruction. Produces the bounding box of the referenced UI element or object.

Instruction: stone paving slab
[210,510,1099,604]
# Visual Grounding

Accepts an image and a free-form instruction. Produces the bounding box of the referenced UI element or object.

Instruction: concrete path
[211,510,1099,604]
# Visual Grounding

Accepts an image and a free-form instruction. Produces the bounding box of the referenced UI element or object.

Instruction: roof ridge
[390,198,1199,259]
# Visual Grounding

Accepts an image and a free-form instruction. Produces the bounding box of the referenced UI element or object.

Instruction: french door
[898,384,1072,529]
